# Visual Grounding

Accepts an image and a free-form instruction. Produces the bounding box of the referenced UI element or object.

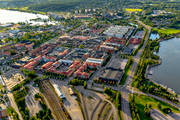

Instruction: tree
[84,81,87,89]
[28,70,37,79]
[158,103,162,110]
[115,92,121,109]
[104,87,113,96]
[79,44,84,49]
[163,108,172,114]
[102,84,104,88]
[144,104,150,117]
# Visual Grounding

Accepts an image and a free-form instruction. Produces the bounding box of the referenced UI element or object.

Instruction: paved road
[90,99,102,120]
[79,93,89,120]
[96,93,119,120]
[151,109,180,120]
[8,93,23,120]
[121,90,132,120]
[121,17,152,120]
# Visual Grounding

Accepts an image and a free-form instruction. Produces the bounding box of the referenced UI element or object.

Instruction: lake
[150,33,160,40]
[150,37,180,93]
[0,9,53,25]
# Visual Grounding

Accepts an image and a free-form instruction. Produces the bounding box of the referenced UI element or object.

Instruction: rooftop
[100,69,123,81]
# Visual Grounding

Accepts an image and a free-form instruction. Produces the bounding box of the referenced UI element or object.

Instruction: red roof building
[105,37,126,45]
[74,62,98,79]
[72,36,89,41]
[42,61,53,69]
[129,38,141,45]
[25,42,34,50]
[46,60,81,77]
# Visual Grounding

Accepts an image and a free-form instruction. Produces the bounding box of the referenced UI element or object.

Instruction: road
[79,93,89,120]
[8,93,23,120]
[151,109,180,120]
[96,93,119,120]
[90,99,102,120]
[121,17,152,120]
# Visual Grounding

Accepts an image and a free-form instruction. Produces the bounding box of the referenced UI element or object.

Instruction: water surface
[0,9,50,25]
[150,33,160,40]
[150,38,180,93]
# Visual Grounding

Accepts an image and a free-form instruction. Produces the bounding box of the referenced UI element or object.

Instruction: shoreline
[0,9,57,26]
[147,37,180,96]
[159,32,180,41]
[0,8,47,15]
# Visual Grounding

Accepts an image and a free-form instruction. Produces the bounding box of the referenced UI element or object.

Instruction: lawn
[133,94,180,120]
[120,59,133,85]
[154,28,180,35]
[0,26,9,32]
[125,8,142,12]
[120,68,131,85]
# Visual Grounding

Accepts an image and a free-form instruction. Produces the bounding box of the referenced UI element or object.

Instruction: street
[121,17,152,120]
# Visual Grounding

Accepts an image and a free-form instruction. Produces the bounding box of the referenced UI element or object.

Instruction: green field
[125,8,142,12]
[133,94,180,120]
[154,28,180,35]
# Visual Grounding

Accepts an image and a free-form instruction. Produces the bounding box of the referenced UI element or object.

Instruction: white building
[86,58,104,65]
[52,84,65,99]
[104,25,133,38]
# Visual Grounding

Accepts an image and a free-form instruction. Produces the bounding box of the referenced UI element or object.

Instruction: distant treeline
[0,0,125,11]
[0,0,180,12]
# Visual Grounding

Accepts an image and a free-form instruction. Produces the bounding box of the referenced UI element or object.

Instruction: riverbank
[159,34,180,41]
[145,59,178,95]
[1,7,47,15]
[147,37,180,95]
[0,9,58,25]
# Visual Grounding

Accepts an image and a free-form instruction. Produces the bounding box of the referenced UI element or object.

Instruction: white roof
[0,76,5,86]
[86,58,103,64]
[58,59,73,64]
[52,84,65,98]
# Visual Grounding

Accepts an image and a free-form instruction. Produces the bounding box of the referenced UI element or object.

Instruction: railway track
[103,107,112,120]
[90,99,102,120]
[97,102,109,120]
[41,80,70,120]
[80,93,89,120]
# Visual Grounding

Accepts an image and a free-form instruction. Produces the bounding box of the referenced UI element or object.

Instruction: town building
[104,25,133,38]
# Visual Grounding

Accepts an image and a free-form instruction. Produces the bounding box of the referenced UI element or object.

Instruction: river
[0,9,53,25]
[150,37,180,93]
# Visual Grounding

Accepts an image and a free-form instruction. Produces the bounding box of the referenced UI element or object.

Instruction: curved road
[96,93,119,120]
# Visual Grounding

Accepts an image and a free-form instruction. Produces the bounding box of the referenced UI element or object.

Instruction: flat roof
[107,58,128,70]
[86,58,103,64]
[100,69,123,80]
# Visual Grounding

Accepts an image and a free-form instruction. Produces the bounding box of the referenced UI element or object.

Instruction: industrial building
[52,84,65,99]
[104,26,133,38]
[99,69,123,84]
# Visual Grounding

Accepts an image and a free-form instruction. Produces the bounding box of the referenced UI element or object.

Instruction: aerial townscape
[0,0,180,120]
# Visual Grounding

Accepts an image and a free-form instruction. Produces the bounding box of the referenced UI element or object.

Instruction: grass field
[120,59,133,85]
[154,28,180,35]
[125,8,142,12]
[133,94,180,120]
[0,26,9,32]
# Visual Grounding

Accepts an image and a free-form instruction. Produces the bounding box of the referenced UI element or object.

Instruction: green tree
[84,81,87,89]
[79,44,84,49]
